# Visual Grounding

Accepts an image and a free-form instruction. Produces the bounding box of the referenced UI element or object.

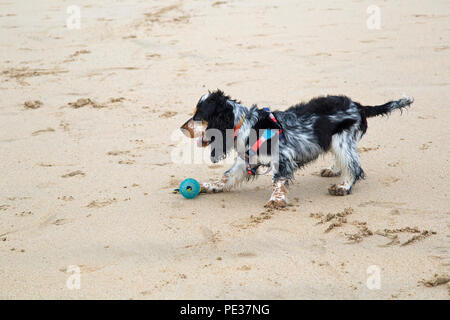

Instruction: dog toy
[173,178,200,199]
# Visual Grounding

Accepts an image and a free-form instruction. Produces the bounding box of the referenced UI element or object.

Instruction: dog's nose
[180,118,195,138]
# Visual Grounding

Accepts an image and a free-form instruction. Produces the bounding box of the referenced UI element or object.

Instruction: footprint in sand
[118,160,135,165]
[64,50,91,63]
[419,141,432,150]
[87,198,116,208]
[376,227,436,247]
[67,97,125,109]
[10,248,26,253]
[37,163,54,167]
[237,265,251,271]
[379,176,400,187]
[14,211,33,217]
[387,161,401,167]
[52,219,71,226]
[2,67,68,85]
[358,145,380,153]
[32,127,55,136]
[159,111,177,118]
[107,150,130,156]
[309,208,375,243]
[153,162,169,167]
[61,170,85,178]
[420,274,450,289]
[146,53,161,59]
[109,97,125,103]
[70,50,91,58]
[58,196,74,201]
[23,100,43,109]
[200,226,221,244]
[68,98,105,109]
[234,206,288,230]
[7,196,30,201]
[123,184,139,189]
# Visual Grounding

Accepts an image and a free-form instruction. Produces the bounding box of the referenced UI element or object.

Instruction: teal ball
[179,178,200,199]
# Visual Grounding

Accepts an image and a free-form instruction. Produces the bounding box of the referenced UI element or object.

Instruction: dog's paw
[328,184,350,196]
[320,168,341,177]
[264,199,287,209]
[200,180,225,193]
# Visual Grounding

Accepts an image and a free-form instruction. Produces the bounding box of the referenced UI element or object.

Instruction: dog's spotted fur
[181,90,413,208]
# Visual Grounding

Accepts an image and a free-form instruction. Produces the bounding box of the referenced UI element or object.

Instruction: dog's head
[180,90,235,163]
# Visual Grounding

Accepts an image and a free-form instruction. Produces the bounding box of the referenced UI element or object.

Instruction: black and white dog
[181,90,413,208]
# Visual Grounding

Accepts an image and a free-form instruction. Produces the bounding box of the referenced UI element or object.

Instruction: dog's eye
[193,110,203,121]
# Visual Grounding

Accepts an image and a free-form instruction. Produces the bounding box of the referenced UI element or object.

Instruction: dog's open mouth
[180,118,211,147]
[197,132,212,147]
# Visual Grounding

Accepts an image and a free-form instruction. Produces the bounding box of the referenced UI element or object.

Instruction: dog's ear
[205,93,235,162]
[208,118,235,163]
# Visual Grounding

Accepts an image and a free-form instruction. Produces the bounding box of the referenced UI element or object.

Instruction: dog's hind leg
[328,131,364,196]
[200,157,248,193]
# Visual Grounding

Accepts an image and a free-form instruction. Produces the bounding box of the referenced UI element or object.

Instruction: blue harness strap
[245,108,285,175]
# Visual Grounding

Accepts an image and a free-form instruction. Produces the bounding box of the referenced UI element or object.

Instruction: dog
[181,90,413,208]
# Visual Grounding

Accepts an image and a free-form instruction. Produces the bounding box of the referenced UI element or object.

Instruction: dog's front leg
[264,178,288,209]
[200,157,248,193]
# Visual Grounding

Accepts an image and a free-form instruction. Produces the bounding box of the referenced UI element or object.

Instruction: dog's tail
[359,95,414,118]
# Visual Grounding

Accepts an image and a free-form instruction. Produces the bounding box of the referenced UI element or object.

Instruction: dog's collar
[232,114,246,138]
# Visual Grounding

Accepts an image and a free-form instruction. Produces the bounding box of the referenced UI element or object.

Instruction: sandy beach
[0,0,449,299]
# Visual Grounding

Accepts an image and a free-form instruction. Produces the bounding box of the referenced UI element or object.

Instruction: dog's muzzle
[180,118,210,147]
